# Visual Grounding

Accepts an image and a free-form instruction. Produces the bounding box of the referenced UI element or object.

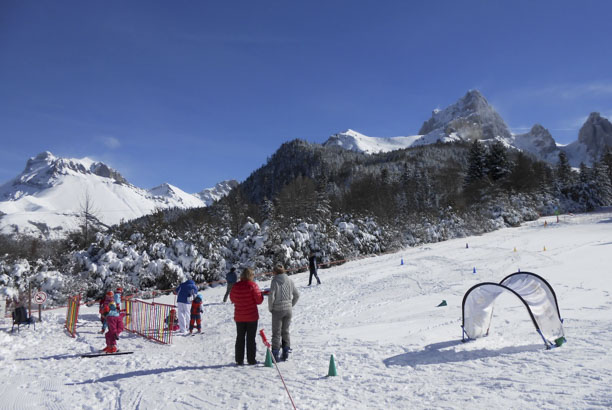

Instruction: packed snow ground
[1,211,611,409]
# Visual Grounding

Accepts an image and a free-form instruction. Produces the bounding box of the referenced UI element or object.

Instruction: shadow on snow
[383,339,543,368]
[66,364,236,385]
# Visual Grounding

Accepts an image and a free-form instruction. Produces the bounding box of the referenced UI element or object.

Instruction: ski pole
[259,329,297,410]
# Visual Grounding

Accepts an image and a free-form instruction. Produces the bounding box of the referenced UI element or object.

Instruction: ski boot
[271,349,280,362]
[281,346,291,361]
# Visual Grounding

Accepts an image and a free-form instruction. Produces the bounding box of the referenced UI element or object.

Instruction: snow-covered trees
[2,138,611,306]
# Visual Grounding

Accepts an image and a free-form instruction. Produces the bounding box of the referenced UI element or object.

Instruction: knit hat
[106,291,114,297]
[116,287,123,293]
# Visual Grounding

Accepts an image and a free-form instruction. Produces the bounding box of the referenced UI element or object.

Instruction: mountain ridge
[323,90,611,166]
[0,152,236,238]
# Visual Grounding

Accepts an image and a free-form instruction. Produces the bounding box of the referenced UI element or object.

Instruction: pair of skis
[81,350,133,358]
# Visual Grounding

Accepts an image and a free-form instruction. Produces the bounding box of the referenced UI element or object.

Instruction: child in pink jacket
[103,303,126,353]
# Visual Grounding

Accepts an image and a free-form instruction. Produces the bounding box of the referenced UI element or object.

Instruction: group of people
[228,253,322,365]
[230,264,299,365]
[173,257,318,365]
[174,279,201,334]
[100,253,322,362]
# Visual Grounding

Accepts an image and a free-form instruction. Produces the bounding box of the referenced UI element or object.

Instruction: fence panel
[124,298,175,345]
[65,294,81,337]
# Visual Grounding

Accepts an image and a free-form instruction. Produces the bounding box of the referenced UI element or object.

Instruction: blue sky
[1,1,612,192]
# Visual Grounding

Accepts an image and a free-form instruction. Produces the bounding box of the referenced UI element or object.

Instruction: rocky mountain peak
[195,180,238,206]
[512,124,558,161]
[578,112,612,155]
[16,151,128,188]
[460,89,489,112]
[418,89,511,142]
[90,162,128,184]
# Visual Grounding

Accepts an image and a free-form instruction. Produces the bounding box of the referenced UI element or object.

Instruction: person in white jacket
[268,264,300,361]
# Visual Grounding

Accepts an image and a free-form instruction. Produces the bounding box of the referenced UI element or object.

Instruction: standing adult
[223,267,238,303]
[268,264,300,361]
[308,252,322,286]
[174,279,198,334]
[230,268,264,365]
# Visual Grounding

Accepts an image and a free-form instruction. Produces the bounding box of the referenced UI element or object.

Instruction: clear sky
[2,1,612,193]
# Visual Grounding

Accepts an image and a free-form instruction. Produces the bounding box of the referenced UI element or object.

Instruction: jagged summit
[511,124,559,163]
[578,112,612,156]
[9,151,128,194]
[194,180,238,206]
[418,89,511,142]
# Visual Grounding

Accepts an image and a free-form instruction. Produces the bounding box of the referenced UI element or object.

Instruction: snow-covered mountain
[148,183,209,208]
[194,179,239,206]
[562,112,612,165]
[322,90,514,155]
[323,129,422,154]
[323,90,612,167]
[0,152,235,238]
[418,89,512,143]
[510,124,560,163]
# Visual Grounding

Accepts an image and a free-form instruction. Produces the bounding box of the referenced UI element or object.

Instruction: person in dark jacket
[229,268,264,365]
[308,252,322,286]
[223,267,238,303]
[174,279,198,334]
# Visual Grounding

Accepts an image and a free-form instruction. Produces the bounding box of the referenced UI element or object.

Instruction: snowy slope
[323,129,423,154]
[148,183,208,208]
[0,152,233,238]
[1,210,611,409]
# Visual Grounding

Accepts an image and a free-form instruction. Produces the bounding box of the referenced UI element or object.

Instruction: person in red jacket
[229,268,263,365]
[189,294,203,334]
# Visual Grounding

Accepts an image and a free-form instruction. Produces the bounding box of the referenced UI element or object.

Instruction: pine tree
[555,151,574,194]
[600,148,612,184]
[465,140,487,186]
[592,160,612,206]
[508,151,535,191]
[486,140,510,181]
[576,163,594,210]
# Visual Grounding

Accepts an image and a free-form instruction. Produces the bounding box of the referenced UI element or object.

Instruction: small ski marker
[81,351,134,358]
